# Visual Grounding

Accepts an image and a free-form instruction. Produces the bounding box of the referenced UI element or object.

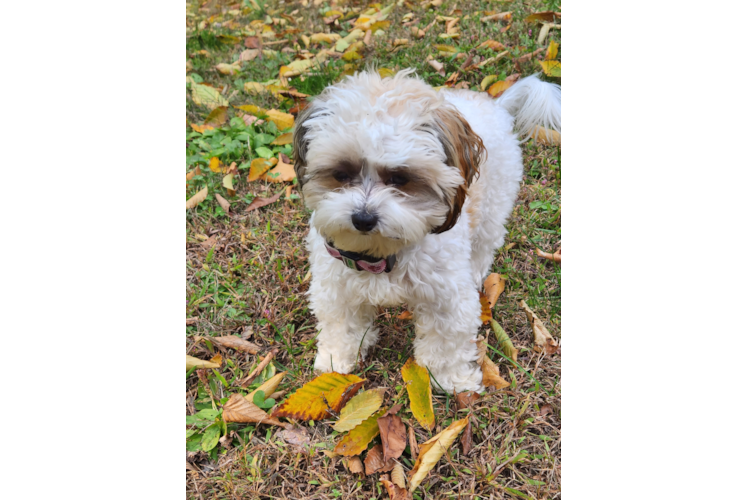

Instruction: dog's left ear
[430,108,486,234]
[292,102,316,191]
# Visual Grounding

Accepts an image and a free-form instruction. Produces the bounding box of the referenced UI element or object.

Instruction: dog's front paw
[428,362,484,394]
[313,348,357,374]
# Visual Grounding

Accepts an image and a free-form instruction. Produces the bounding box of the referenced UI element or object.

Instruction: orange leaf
[334,407,388,456]
[273,372,365,421]
[261,156,296,183]
[487,75,520,98]
[208,157,224,173]
[248,157,278,181]
[186,166,202,182]
[397,310,413,320]
[479,291,491,324]
[190,123,214,133]
[482,273,505,309]
[245,190,283,212]
[271,132,293,145]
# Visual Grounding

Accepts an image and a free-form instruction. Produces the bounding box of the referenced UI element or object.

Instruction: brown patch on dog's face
[429,108,486,234]
[376,166,441,201]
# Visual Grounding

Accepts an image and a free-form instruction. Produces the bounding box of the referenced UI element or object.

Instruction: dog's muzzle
[324,241,396,274]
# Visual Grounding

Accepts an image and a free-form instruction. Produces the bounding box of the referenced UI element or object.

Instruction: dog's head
[293,69,485,258]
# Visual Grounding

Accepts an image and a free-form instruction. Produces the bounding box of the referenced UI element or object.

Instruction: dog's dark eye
[332,171,351,183]
[385,174,409,186]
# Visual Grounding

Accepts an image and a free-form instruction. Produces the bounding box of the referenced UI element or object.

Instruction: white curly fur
[295,69,560,393]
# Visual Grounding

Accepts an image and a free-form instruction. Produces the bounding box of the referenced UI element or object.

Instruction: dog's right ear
[292,103,315,191]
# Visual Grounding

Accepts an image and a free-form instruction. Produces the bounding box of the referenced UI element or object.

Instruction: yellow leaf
[538,60,561,77]
[310,32,341,44]
[489,319,518,364]
[531,125,561,145]
[186,187,208,210]
[546,40,559,60]
[223,394,288,427]
[215,61,241,75]
[244,82,265,94]
[334,407,388,456]
[370,20,391,32]
[248,157,277,181]
[204,106,228,127]
[186,353,219,370]
[378,68,395,78]
[272,372,365,421]
[222,173,235,196]
[393,38,408,47]
[208,157,223,173]
[247,371,287,402]
[270,132,293,145]
[261,156,296,182]
[483,273,505,309]
[520,300,559,354]
[342,50,362,61]
[190,123,214,133]
[409,417,468,491]
[265,109,294,130]
[487,80,515,98]
[480,75,498,91]
[333,388,385,432]
[235,104,263,115]
[401,358,434,430]
[434,44,458,53]
[479,291,491,324]
[191,83,228,110]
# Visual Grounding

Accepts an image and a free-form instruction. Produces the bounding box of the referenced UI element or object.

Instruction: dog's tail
[496,74,561,142]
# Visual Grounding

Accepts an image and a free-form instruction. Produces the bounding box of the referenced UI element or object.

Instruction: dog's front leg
[310,294,379,374]
[412,292,485,393]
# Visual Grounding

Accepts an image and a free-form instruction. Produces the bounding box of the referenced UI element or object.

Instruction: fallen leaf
[397,310,413,320]
[378,68,395,78]
[536,247,561,262]
[391,463,407,489]
[248,371,287,402]
[240,49,260,61]
[479,337,510,390]
[191,83,228,110]
[378,410,407,461]
[408,426,419,460]
[409,417,468,491]
[208,335,260,354]
[271,132,293,145]
[478,40,505,52]
[364,443,395,474]
[479,292,491,324]
[334,407,388,456]
[483,273,505,309]
[215,61,241,75]
[347,456,364,474]
[456,391,481,409]
[480,75,498,91]
[489,319,518,364]
[186,187,208,210]
[546,40,559,60]
[279,426,311,447]
[186,166,202,182]
[381,477,411,500]
[261,156,296,183]
[515,47,545,63]
[526,11,561,23]
[333,388,385,432]
[480,12,511,22]
[487,74,521,98]
[244,36,261,48]
[240,349,278,387]
[248,157,277,181]
[204,106,228,127]
[273,372,365,421]
[520,300,559,354]
[186,354,220,370]
[537,22,561,45]
[531,126,561,145]
[460,419,473,455]
[265,109,295,130]
[244,81,265,94]
[540,404,553,416]
[245,190,283,212]
[222,173,235,196]
[310,32,341,44]
[401,358,435,430]
[427,59,445,76]
[208,157,224,173]
[223,394,289,427]
[539,60,561,77]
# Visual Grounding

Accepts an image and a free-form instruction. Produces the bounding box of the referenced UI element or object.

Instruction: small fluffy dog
[293,69,560,392]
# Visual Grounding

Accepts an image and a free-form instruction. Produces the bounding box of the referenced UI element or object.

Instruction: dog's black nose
[351,211,378,232]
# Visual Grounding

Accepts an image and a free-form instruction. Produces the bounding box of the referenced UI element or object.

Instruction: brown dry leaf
[481,12,511,22]
[408,426,419,459]
[248,157,278,182]
[347,456,364,474]
[480,342,510,390]
[246,190,283,212]
[536,247,561,262]
[456,391,481,410]
[478,40,505,51]
[401,358,435,430]
[378,411,407,461]
[223,394,289,427]
[186,354,220,370]
[273,372,365,421]
[334,407,388,456]
[248,371,287,402]
[526,11,561,23]
[397,310,413,320]
[279,426,311,447]
[483,273,505,309]
[391,463,407,489]
[381,477,411,500]
[271,132,293,145]
[479,291,491,324]
[240,49,260,61]
[540,404,553,416]
[516,47,545,63]
[520,300,559,354]
[364,443,395,475]
[409,417,468,491]
[460,418,473,455]
[261,156,296,183]
[208,335,260,354]
[531,125,561,145]
[244,36,261,48]
[186,166,201,182]
[427,59,445,76]
[204,106,228,127]
[393,38,409,47]
[186,187,208,210]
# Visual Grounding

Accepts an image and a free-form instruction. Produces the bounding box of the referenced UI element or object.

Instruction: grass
[186,0,561,497]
